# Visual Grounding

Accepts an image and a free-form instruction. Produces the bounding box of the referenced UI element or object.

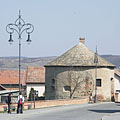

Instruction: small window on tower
[63,86,71,92]
[52,79,55,84]
[111,78,113,81]
[96,79,102,87]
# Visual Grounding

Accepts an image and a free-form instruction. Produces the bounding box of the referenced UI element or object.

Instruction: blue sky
[0,0,120,57]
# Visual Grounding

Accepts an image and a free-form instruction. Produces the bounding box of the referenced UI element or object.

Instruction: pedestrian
[89,92,92,102]
[7,93,11,114]
[17,92,24,114]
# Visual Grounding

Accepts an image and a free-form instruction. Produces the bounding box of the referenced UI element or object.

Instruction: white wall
[26,84,45,98]
[114,74,120,93]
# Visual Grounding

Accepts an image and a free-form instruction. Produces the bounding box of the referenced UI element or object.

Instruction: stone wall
[45,66,114,101]
[0,97,89,111]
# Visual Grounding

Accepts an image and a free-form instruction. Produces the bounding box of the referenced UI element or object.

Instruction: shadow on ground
[88,109,120,113]
[89,103,120,113]
[115,103,120,106]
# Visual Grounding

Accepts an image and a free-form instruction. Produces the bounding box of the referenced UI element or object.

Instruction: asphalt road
[1,102,120,120]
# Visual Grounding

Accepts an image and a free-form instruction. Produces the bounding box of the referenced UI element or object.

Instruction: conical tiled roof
[45,43,115,67]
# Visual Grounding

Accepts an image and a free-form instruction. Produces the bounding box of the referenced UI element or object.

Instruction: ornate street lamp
[6,10,34,94]
[94,46,98,103]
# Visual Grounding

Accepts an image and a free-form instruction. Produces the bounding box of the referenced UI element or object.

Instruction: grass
[0,111,6,113]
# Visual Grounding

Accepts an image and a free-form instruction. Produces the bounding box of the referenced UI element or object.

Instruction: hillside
[0,55,119,70]
[101,55,120,68]
[0,56,57,70]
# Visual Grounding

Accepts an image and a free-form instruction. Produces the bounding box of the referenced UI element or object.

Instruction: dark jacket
[8,95,11,104]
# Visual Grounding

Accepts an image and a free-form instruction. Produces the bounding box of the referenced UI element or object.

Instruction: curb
[101,113,120,120]
[101,114,112,120]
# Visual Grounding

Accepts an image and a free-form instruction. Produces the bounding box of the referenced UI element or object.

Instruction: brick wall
[0,96,89,111]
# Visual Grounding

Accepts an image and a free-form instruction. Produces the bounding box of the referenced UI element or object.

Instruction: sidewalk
[102,113,120,120]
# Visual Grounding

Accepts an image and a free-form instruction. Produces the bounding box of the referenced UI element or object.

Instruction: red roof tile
[0,70,26,85]
[26,66,45,83]
[115,69,120,77]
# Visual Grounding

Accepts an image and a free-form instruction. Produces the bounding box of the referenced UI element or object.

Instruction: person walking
[17,92,24,114]
[7,93,11,114]
[89,92,93,103]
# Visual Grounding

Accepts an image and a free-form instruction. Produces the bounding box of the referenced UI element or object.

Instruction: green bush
[3,106,7,112]
[28,88,35,101]
[43,91,45,97]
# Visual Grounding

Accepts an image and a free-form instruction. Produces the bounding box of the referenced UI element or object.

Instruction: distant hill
[0,55,119,70]
[101,55,120,68]
[0,56,57,70]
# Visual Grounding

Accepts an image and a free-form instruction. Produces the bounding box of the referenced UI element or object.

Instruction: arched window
[111,78,113,81]
[63,86,71,92]
[52,79,55,84]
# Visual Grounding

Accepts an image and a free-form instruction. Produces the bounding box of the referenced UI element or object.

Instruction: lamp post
[33,90,38,109]
[94,46,98,103]
[6,10,34,94]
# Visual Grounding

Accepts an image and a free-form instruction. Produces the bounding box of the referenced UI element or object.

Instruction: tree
[65,67,94,99]
[43,91,45,97]
[28,88,35,101]
[85,72,94,96]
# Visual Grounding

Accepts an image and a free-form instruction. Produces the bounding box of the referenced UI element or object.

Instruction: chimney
[79,37,85,44]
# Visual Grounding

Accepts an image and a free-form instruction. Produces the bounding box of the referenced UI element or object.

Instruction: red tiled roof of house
[114,69,120,77]
[26,66,45,83]
[0,70,26,85]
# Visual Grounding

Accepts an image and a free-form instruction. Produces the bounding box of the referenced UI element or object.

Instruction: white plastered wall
[26,84,45,98]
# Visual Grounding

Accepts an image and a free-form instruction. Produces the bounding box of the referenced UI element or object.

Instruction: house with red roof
[0,70,26,91]
[0,70,26,102]
[26,66,45,98]
[114,69,120,93]
[0,67,45,102]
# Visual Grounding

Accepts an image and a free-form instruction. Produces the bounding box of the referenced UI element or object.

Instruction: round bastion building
[44,38,115,101]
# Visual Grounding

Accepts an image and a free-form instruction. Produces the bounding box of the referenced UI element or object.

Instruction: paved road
[1,102,120,120]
